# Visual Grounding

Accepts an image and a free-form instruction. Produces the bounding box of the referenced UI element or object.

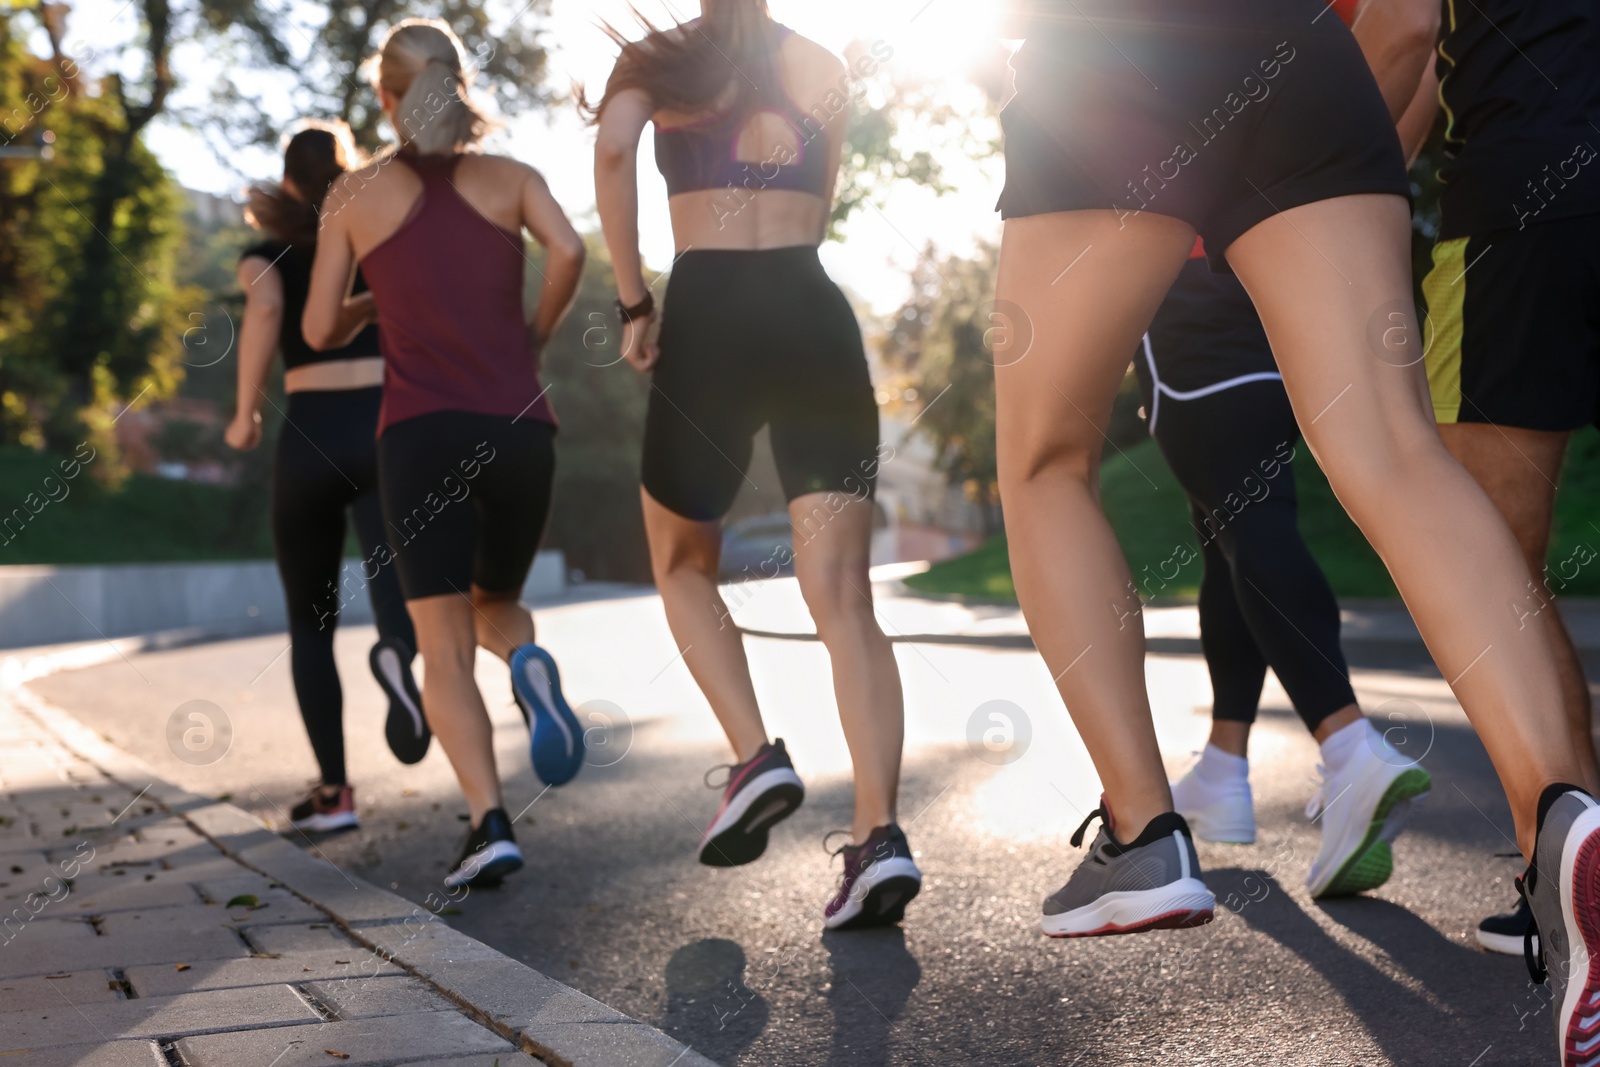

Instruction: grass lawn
[906,426,1600,602]
[0,446,272,564]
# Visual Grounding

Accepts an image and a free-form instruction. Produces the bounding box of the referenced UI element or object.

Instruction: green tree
[0,7,196,463]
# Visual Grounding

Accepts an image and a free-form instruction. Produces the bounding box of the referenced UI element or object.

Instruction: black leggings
[273,387,414,785]
[1148,383,1357,731]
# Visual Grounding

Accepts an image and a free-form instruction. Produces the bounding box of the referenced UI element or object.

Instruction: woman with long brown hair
[589,0,919,930]
[304,20,587,889]
[229,121,426,834]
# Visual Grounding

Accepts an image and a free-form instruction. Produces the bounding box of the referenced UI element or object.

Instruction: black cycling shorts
[642,246,879,521]
[377,411,556,601]
[997,0,1412,272]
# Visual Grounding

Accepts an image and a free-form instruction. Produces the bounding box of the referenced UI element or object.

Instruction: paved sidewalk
[0,684,711,1067]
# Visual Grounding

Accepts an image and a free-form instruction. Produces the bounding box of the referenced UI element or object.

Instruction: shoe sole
[1185,815,1256,845]
[372,643,429,765]
[699,776,805,867]
[1313,768,1431,899]
[290,811,359,834]
[1477,927,1536,956]
[1041,878,1216,938]
[1559,805,1600,1067]
[444,840,524,889]
[826,870,924,931]
[511,645,585,787]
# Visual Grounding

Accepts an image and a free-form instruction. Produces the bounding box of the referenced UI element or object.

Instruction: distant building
[185,187,244,229]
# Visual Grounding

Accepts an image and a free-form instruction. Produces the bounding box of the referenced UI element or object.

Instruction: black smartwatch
[616,292,655,324]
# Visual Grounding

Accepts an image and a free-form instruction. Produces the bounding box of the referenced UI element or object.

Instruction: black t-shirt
[239,240,380,369]
[1435,0,1600,238]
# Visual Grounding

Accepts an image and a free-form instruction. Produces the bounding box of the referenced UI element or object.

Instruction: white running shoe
[1304,727,1431,898]
[1170,752,1256,844]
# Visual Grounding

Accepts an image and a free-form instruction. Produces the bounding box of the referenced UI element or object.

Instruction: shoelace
[1070,805,1109,848]
[1517,876,1548,984]
[822,829,855,859]
[703,764,736,790]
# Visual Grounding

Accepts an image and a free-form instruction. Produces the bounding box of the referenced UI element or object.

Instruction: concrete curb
[6,684,714,1067]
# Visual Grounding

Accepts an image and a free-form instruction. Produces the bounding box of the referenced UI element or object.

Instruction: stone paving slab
[124,946,406,997]
[0,968,122,1011]
[394,1056,544,1067]
[2,1039,167,1066]
[173,1011,517,1066]
[7,982,322,1047]
[306,975,457,1019]
[2,666,717,1067]
[0,915,247,978]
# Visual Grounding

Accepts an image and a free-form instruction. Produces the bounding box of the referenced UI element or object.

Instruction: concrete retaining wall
[0,551,565,649]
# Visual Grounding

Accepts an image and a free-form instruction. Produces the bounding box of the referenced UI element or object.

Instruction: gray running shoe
[1521,788,1600,1067]
[1042,805,1215,938]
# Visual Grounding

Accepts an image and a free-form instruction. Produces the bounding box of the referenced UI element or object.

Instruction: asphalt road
[26,580,1585,1066]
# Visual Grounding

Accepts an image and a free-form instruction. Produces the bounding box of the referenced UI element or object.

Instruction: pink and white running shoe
[699,739,805,867]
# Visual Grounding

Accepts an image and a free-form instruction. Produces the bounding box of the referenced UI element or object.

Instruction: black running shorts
[642,246,880,521]
[1423,214,1600,432]
[377,411,556,601]
[997,0,1412,272]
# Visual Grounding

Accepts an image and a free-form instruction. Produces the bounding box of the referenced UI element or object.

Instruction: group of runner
[227,0,1600,1060]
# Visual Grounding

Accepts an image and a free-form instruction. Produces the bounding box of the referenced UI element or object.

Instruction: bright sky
[49,0,1009,313]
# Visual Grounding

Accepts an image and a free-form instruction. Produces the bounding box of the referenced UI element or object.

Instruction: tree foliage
[0,9,196,464]
[188,0,550,154]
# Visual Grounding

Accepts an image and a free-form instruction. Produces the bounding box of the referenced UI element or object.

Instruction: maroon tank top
[360,151,556,433]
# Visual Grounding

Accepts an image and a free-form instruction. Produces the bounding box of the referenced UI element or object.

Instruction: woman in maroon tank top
[303,18,587,891]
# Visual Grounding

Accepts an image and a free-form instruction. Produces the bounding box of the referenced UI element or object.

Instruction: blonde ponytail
[371,19,495,155]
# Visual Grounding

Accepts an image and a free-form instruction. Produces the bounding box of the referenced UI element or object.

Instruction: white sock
[1318,718,1375,774]
[1195,742,1249,785]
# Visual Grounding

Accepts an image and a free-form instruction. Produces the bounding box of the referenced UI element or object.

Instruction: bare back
[653,31,847,251]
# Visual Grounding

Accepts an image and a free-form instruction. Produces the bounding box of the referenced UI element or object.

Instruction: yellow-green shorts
[1422,215,1600,431]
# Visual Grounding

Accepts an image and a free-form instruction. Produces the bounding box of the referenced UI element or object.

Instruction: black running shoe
[372,638,429,765]
[444,808,523,889]
[1477,893,1537,957]
[823,824,922,930]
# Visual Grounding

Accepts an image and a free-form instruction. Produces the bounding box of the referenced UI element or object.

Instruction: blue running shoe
[510,643,584,786]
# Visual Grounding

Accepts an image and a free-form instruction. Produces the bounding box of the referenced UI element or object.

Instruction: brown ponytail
[579,0,778,123]
[244,120,359,246]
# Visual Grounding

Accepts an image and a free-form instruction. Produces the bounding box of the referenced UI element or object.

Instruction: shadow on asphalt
[662,938,770,1064]
[821,928,923,1066]
[1217,870,1458,1065]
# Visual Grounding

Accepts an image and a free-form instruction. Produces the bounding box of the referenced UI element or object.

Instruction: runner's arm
[302,217,376,351]
[1396,60,1440,165]
[520,163,586,350]
[593,86,655,308]
[1350,0,1440,122]
[227,257,281,451]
